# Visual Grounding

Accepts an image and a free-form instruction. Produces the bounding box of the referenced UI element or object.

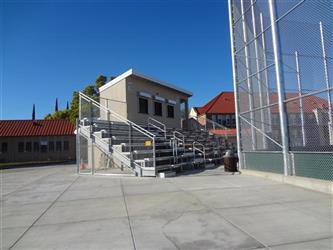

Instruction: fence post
[153,136,156,176]
[260,13,272,133]
[76,118,80,174]
[320,21,333,145]
[295,51,306,147]
[240,0,257,150]
[89,100,93,136]
[228,0,243,169]
[79,93,82,121]
[129,123,133,169]
[251,0,266,149]
[91,138,95,175]
[269,0,291,176]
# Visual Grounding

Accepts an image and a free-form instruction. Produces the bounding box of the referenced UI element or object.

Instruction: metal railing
[78,92,157,175]
[173,131,185,148]
[192,141,206,166]
[204,117,229,131]
[171,130,185,161]
[147,117,167,139]
[193,115,231,138]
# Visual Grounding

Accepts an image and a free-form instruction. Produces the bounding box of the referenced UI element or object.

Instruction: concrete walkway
[1,164,332,249]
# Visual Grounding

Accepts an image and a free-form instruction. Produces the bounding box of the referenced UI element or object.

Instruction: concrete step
[159,171,176,178]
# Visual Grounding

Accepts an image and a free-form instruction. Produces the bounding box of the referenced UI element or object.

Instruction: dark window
[18,142,24,152]
[49,141,55,152]
[63,141,69,151]
[56,141,62,152]
[41,144,47,153]
[1,142,8,153]
[34,142,39,152]
[231,115,235,125]
[154,102,162,116]
[139,97,148,114]
[167,105,174,118]
[26,142,32,152]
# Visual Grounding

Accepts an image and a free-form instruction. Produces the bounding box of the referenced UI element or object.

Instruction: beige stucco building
[99,69,192,128]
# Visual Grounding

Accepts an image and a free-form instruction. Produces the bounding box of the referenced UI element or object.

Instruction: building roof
[99,69,193,96]
[209,128,237,136]
[270,93,331,113]
[0,120,75,137]
[195,92,235,115]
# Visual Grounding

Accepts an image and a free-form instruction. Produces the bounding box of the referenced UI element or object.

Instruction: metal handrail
[93,132,141,171]
[195,115,229,130]
[205,117,229,130]
[204,117,230,139]
[192,141,206,164]
[80,92,155,139]
[147,117,167,139]
[173,131,185,147]
[79,92,156,173]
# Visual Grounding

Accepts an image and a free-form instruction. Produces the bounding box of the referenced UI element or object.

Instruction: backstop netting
[229,0,333,180]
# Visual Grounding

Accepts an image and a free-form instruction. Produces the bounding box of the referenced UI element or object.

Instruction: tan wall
[99,78,127,120]
[0,136,76,163]
[197,114,207,126]
[125,75,189,128]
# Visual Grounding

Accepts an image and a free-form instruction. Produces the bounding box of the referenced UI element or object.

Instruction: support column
[269,0,290,176]
[295,51,306,147]
[251,0,267,149]
[87,138,95,174]
[319,21,333,145]
[260,13,272,134]
[241,0,257,150]
[228,0,243,169]
[76,119,80,174]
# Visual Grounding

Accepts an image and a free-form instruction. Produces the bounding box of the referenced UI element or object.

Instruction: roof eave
[99,68,193,97]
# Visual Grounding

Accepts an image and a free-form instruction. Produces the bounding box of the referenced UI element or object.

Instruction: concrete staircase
[88,120,227,176]
[77,92,229,177]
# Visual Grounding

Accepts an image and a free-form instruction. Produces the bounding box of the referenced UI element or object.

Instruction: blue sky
[1,0,232,120]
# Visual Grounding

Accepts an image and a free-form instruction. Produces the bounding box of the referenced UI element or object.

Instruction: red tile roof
[209,128,237,136]
[270,93,331,113]
[195,92,235,115]
[0,120,75,137]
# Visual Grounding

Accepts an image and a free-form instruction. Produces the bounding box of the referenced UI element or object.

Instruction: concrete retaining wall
[242,169,333,195]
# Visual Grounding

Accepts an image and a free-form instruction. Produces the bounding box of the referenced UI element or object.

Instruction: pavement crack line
[161,212,186,250]
[2,169,61,198]
[120,178,137,250]
[8,175,80,250]
[162,231,181,250]
[268,235,333,248]
[174,183,270,250]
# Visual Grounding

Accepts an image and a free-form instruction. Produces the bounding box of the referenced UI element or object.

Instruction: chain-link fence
[77,92,156,176]
[229,0,333,180]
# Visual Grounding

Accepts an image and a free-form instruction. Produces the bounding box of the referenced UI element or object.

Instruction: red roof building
[0,120,75,137]
[190,92,236,129]
[0,120,76,164]
[193,92,235,116]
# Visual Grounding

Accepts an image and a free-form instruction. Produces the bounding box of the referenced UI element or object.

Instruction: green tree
[69,91,79,124]
[44,75,108,124]
[44,109,71,120]
[95,75,107,88]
